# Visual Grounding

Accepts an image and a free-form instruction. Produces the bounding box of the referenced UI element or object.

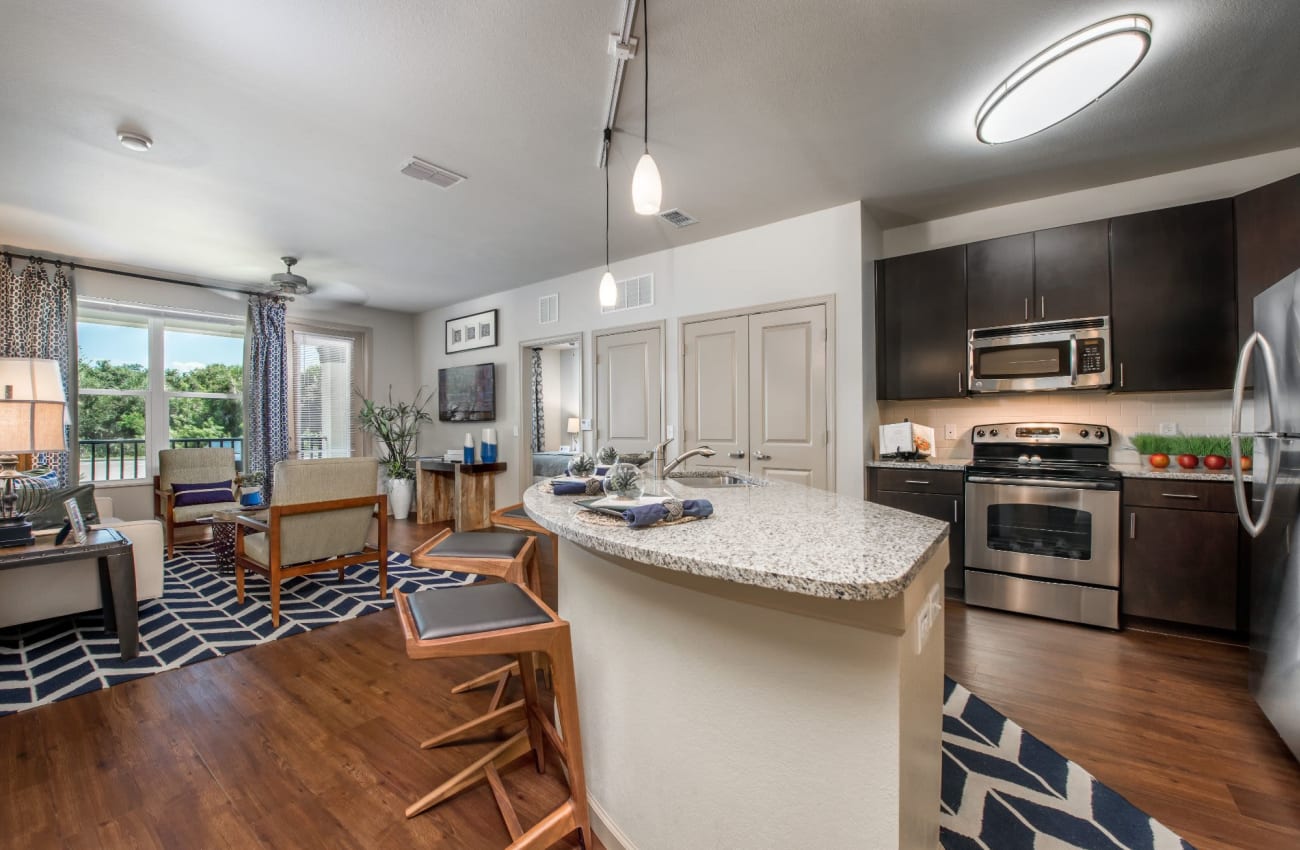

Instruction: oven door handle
[1069,335,1078,386]
[966,475,1114,491]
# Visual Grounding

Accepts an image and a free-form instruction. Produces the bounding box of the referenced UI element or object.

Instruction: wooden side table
[415,460,507,530]
[0,528,138,659]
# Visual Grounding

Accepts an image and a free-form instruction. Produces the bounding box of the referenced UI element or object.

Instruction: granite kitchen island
[524,475,950,850]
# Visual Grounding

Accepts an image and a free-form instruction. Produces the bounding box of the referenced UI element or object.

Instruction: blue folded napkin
[595,465,610,476]
[552,480,588,495]
[622,498,714,528]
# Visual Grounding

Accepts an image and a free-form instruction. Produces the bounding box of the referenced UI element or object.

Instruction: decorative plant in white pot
[357,386,433,521]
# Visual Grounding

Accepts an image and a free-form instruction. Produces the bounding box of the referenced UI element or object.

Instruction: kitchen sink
[669,473,756,488]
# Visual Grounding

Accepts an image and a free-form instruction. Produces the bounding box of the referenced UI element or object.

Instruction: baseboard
[590,796,638,850]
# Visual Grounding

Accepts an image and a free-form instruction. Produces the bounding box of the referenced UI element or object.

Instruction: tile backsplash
[877,390,1253,463]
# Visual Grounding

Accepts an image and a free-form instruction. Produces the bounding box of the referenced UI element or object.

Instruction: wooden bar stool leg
[549,626,590,844]
[516,652,546,774]
[420,699,526,750]
[450,661,521,695]
[404,730,532,819]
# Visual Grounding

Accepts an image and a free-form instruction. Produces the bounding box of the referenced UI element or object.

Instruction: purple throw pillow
[172,480,234,508]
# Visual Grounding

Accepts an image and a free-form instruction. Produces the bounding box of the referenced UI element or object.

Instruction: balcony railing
[79,437,244,482]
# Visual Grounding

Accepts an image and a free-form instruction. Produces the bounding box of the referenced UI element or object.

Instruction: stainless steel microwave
[968,316,1112,393]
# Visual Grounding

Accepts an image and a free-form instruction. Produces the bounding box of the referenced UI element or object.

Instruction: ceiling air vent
[601,274,654,314]
[538,293,559,325]
[400,156,466,188]
[659,208,698,228]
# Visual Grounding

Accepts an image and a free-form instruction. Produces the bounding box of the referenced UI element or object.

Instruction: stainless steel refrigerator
[1231,267,1300,760]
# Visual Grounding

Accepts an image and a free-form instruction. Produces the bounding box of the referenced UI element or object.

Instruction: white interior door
[595,326,663,454]
[749,304,827,488]
[682,315,749,473]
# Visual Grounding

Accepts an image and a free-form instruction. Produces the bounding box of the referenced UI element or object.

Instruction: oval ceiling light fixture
[116,129,153,152]
[975,14,1152,144]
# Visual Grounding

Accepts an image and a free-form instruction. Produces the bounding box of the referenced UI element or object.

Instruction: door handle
[728,450,746,459]
[753,451,772,461]
[952,499,958,523]
[1023,297,1029,321]
[1233,331,1282,538]
[1119,362,1124,388]
[957,371,963,394]
[1069,336,1078,386]
[1040,295,1045,318]
[1130,512,1136,539]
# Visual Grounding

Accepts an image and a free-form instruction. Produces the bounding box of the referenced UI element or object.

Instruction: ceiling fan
[267,256,312,296]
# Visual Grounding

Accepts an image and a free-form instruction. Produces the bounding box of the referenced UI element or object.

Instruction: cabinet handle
[1160,493,1200,500]
[905,479,931,485]
[958,372,963,394]
[952,499,958,523]
[728,450,746,459]
[1130,512,1136,539]
[754,451,772,461]
[1040,295,1045,318]
[1120,362,1125,388]
[1024,297,1029,321]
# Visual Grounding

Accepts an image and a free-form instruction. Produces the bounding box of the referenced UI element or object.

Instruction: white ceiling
[1,0,1298,312]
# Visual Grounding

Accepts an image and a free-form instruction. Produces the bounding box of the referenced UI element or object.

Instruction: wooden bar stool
[395,583,589,849]
[491,503,558,569]
[410,529,540,698]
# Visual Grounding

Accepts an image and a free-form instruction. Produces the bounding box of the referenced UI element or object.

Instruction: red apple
[1177,453,1199,469]
[1203,454,1227,470]
[1148,453,1170,469]
[1241,456,1253,471]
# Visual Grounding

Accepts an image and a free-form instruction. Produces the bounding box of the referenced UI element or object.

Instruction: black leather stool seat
[407,583,552,640]
[428,532,529,558]
[502,506,530,519]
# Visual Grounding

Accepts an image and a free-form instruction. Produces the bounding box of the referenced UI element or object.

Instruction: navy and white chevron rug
[942,677,1194,850]
[0,544,477,716]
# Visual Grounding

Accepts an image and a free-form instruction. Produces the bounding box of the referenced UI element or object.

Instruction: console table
[415,460,507,530]
[0,528,138,659]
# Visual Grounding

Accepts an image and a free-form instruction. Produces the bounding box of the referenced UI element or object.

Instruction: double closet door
[682,303,829,489]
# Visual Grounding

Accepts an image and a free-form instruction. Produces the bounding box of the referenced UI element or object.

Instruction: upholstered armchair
[234,457,387,627]
[154,447,240,558]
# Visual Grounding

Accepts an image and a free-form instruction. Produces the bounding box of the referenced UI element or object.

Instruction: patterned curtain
[0,256,73,483]
[245,294,288,500]
[530,348,545,452]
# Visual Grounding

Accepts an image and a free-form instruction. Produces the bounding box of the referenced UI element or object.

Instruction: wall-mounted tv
[438,362,496,422]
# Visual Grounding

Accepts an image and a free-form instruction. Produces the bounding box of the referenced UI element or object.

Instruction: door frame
[518,331,586,500]
[677,295,837,491]
[591,319,668,455]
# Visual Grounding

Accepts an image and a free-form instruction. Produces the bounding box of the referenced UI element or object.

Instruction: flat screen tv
[438,362,496,422]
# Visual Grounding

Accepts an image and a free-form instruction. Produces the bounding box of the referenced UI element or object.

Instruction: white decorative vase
[387,477,414,521]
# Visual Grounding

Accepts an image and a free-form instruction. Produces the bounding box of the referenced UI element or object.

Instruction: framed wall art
[445,309,499,354]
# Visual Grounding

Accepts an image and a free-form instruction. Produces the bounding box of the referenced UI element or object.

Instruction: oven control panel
[972,422,1110,446]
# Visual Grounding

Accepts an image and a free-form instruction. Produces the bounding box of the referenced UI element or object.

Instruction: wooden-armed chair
[234,457,388,627]
[154,447,241,558]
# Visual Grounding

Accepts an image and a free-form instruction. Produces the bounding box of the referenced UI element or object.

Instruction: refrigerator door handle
[1232,331,1282,538]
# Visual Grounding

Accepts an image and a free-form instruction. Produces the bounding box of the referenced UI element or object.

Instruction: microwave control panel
[1077,338,1105,374]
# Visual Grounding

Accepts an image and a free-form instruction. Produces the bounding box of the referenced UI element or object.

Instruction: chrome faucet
[652,436,675,479]
[662,445,716,477]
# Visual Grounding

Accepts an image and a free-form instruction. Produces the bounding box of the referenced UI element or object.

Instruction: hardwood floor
[947,600,1300,850]
[4,515,1298,848]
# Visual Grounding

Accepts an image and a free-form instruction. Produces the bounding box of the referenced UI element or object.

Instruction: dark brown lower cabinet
[867,468,964,594]
[1121,505,1240,631]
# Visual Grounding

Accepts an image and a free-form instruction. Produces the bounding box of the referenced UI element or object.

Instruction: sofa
[0,495,166,630]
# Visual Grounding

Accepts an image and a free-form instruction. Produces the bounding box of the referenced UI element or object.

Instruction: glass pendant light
[632,0,662,214]
[599,130,618,308]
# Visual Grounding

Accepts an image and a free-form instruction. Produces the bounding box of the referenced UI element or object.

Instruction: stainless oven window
[985,503,1093,561]
[974,343,1065,378]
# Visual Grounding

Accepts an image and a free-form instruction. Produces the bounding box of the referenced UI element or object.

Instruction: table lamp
[0,358,67,547]
[567,417,581,452]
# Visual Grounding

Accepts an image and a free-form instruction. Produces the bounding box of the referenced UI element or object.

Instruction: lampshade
[567,417,581,435]
[599,270,617,308]
[632,153,662,215]
[0,358,68,453]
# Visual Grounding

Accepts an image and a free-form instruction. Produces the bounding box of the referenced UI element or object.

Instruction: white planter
[387,477,414,521]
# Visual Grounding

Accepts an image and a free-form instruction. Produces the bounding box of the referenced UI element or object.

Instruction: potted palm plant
[356,386,433,520]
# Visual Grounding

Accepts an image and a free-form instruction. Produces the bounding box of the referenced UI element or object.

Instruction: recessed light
[116,130,153,152]
[976,14,1152,144]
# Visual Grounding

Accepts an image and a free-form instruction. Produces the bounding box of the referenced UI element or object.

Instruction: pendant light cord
[642,0,650,154]
[604,128,612,268]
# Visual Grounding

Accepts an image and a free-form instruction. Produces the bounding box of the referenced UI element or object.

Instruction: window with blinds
[288,325,368,459]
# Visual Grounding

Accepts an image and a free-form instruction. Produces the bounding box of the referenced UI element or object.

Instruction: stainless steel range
[963,422,1121,629]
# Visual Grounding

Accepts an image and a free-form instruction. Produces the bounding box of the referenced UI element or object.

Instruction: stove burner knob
[1029,455,1042,465]
[1079,429,1090,438]
[976,429,985,438]
[1095,429,1105,439]
[989,429,999,437]
[1017,454,1030,464]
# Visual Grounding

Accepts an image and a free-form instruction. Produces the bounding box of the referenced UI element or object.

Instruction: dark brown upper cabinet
[1236,173,1300,387]
[877,246,967,400]
[967,222,1110,328]
[1110,199,1237,393]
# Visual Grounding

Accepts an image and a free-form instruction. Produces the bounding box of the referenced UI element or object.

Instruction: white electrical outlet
[666,424,675,439]
[1159,423,1178,436]
[580,419,592,431]
[944,424,959,440]
[512,425,519,438]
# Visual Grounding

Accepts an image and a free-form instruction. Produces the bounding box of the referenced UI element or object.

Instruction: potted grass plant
[356,386,434,520]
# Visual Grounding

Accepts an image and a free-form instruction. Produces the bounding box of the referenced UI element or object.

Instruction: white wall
[74,268,418,519]
[539,348,563,451]
[416,201,878,500]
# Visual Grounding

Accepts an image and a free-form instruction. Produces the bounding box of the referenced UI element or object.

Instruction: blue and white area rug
[0,544,476,716]
[942,677,1194,849]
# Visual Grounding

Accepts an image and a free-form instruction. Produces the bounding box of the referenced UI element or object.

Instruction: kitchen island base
[559,539,945,850]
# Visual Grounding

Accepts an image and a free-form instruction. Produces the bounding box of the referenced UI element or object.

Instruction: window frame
[286,320,372,460]
[76,299,245,485]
